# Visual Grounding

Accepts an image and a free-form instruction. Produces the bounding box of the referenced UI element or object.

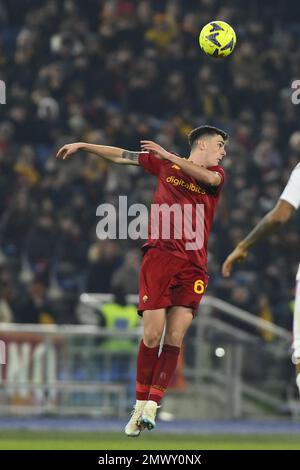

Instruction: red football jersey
[139,151,225,272]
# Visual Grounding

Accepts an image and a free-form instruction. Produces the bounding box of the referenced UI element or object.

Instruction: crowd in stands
[0,0,300,332]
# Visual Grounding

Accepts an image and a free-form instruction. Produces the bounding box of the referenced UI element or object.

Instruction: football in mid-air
[199,21,236,58]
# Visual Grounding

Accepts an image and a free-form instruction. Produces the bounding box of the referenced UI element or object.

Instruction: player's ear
[197,139,207,150]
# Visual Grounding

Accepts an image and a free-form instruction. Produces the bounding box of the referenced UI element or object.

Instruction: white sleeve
[280,163,300,210]
[292,275,300,363]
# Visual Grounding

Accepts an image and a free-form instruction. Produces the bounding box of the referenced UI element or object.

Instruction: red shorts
[138,248,208,317]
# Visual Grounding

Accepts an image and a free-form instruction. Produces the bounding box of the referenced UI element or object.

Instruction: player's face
[205,135,226,166]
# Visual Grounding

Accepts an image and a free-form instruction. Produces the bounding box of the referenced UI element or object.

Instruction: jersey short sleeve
[206,165,225,193]
[280,163,300,210]
[138,151,163,176]
[214,165,225,186]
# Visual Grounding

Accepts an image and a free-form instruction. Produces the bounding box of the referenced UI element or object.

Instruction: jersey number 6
[194,279,205,294]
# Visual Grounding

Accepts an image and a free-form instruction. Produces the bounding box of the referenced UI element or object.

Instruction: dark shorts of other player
[138,247,208,317]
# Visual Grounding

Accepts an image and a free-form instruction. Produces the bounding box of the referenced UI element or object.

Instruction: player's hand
[140,140,171,160]
[56,142,83,160]
[222,245,248,277]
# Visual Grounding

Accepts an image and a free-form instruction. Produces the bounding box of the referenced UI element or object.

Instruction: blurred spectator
[111,249,140,294]
[14,280,55,324]
[25,214,57,284]
[86,240,122,292]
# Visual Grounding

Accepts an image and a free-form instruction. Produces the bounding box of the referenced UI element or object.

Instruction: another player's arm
[239,200,294,248]
[296,364,300,394]
[140,140,221,186]
[56,142,141,165]
[222,200,295,277]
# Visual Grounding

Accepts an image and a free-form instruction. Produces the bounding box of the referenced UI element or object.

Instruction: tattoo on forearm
[122,151,139,162]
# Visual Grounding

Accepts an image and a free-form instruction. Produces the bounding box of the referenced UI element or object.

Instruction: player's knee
[143,330,162,348]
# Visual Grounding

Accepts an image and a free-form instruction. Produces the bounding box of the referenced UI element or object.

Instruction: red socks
[136,340,159,400]
[136,341,181,403]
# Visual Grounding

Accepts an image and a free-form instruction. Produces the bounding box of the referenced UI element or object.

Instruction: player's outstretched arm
[222,200,294,277]
[56,142,141,165]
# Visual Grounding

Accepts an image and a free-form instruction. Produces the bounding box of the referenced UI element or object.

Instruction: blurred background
[1,0,300,446]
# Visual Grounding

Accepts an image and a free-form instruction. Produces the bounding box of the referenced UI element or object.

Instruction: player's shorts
[138,247,208,317]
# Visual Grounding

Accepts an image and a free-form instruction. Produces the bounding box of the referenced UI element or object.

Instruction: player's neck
[188,152,207,167]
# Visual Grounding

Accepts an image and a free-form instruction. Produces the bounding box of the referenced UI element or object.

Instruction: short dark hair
[188,125,228,147]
